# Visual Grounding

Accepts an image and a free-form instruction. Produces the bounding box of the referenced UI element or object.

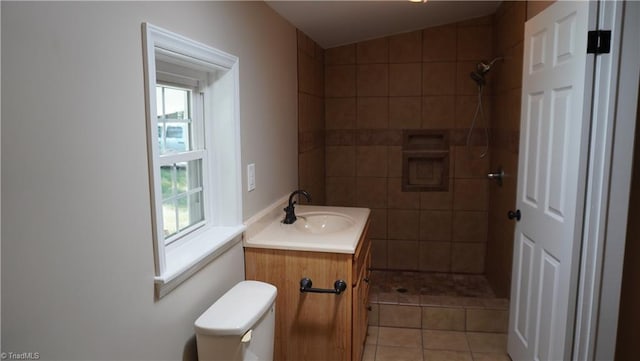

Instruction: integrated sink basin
[244,204,370,254]
[294,212,355,234]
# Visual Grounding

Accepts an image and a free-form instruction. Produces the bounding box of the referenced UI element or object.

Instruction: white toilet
[194,280,277,361]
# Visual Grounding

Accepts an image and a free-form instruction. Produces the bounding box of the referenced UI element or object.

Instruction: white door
[508,1,595,360]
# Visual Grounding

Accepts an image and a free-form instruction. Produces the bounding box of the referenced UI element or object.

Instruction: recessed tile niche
[402,130,449,192]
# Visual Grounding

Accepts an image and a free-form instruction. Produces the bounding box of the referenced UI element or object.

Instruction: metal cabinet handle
[300,278,347,295]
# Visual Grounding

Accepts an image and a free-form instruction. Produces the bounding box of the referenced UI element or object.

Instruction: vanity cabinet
[244,219,371,361]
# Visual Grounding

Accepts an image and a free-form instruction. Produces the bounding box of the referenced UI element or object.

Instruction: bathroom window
[143,23,244,298]
[156,84,206,244]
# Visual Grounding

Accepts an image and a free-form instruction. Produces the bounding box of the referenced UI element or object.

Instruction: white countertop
[243,205,370,254]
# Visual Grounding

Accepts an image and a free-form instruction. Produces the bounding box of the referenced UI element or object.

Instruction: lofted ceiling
[265,0,502,49]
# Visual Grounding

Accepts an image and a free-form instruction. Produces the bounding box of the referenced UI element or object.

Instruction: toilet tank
[194,280,277,361]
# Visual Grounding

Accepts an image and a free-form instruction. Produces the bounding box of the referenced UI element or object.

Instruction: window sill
[154,224,246,298]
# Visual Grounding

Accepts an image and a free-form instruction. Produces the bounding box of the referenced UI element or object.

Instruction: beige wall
[2,2,297,359]
[323,16,493,273]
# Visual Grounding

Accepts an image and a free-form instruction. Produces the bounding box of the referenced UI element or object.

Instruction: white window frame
[142,23,244,298]
[155,82,207,245]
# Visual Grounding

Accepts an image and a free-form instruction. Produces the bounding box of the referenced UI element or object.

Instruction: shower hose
[466,84,490,159]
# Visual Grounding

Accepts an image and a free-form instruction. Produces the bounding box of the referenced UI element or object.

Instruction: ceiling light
[408,0,428,3]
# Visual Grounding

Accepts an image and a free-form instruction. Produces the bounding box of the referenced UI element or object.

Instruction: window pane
[176,196,188,232]
[162,200,178,238]
[163,87,189,120]
[160,165,174,200]
[160,159,204,244]
[175,163,187,194]
[156,85,193,155]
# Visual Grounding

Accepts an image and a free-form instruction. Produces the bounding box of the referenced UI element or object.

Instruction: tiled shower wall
[297,30,326,205]
[323,16,494,273]
[485,1,525,298]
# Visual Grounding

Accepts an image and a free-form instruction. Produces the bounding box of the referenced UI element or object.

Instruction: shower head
[470,57,503,87]
[470,71,486,87]
[476,57,503,75]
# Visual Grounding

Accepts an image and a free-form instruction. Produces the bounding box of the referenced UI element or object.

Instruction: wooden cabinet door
[245,248,352,361]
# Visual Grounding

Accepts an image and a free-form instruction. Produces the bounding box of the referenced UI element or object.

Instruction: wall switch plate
[247,163,256,191]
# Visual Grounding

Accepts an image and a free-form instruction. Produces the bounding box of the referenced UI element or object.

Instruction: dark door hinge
[587,30,611,54]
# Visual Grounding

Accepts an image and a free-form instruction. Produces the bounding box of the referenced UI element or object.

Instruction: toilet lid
[194,280,277,336]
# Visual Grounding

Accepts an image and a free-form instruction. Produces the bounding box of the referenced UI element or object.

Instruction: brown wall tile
[358,64,389,96]
[356,177,388,208]
[453,179,488,211]
[388,146,403,177]
[422,96,455,129]
[299,93,324,132]
[423,25,457,62]
[457,25,493,61]
[325,44,356,65]
[357,37,389,64]
[299,147,325,205]
[420,183,454,210]
[456,61,484,96]
[466,308,508,333]
[388,209,420,240]
[486,0,526,296]
[419,210,453,241]
[369,208,388,239]
[387,240,419,270]
[325,97,356,129]
[357,145,388,177]
[357,130,402,146]
[297,30,315,56]
[389,97,422,129]
[419,241,452,272]
[371,238,388,269]
[457,15,493,27]
[388,177,420,210]
[452,211,488,243]
[326,145,356,177]
[455,95,485,129]
[325,65,356,97]
[389,63,422,96]
[451,243,486,274]
[357,97,389,129]
[422,307,465,331]
[298,34,326,213]
[298,50,314,94]
[325,129,356,146]
[423,62,456,95]
[325,176,356,206]
[322,13,499,275]
[454,146,490,178]
[390,30,422,63]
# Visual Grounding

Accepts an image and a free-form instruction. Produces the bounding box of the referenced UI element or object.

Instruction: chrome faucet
[283,190,312,224]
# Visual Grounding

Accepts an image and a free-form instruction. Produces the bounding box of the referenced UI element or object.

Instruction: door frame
[569,1,640,360]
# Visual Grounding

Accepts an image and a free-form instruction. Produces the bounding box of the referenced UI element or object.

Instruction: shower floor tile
[370,270,496,299]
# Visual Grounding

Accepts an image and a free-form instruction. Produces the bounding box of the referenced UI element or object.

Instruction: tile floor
[362,326,511,361]
[364,271,512,361]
